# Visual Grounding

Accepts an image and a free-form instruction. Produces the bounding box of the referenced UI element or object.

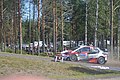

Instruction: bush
[16,50,27,54]
[4,48,27,54]
[5,48,14,53]
[40,52,48,56]
[40,52,54,57]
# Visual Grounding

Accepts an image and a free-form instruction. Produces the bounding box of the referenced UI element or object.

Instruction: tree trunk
[3,32,6,52]
[85,1,88,45]
[117,9,120,61]
[29,0,32,54]
[18,0,22,54]
[11,17,14,50]
[61,1,64,51]
[42,15,45,52]
[53,0,57,53]
[13,0,17,53]
[42,2,45,53]
[110,0,113,59]
[0,0,3,51]
[38,0,41,54]
[94,0,98,47]
[31,1,35,54]
[55,11,58,52]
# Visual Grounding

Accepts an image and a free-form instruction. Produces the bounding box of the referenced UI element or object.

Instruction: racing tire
[70,54,78,61]
[66,57,70,61]
[97,57,106,64]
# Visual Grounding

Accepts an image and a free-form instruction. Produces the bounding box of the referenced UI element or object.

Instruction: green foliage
[40,52,48,56]
[87,0,110,42]
[2,0,120,53]
[16,50,27,54]
[5,48,14,53]
[5,48,27,54]
[70,0,86,41]
[40,52,54,57]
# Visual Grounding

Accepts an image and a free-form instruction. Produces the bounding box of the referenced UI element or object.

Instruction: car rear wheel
[97,57,106,64]
[70,54,78,61]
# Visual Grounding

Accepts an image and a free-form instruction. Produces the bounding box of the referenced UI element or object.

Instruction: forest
[0,0,120,60]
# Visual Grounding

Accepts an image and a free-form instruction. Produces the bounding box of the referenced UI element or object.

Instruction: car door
[87,49,99,59]
[79,47,91,59]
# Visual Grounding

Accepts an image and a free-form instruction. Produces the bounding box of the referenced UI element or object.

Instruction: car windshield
[75,47,90,52]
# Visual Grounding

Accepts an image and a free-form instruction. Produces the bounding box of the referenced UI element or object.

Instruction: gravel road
[0,52,120,80]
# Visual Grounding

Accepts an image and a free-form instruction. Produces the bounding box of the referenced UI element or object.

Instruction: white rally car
[69,46,108,64]
[87,47,108,64]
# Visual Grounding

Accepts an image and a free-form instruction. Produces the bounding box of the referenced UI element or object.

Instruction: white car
[69,46,108,64]
[87,47,108,64]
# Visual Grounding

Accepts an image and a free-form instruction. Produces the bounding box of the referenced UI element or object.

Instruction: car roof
[73,45,94,52]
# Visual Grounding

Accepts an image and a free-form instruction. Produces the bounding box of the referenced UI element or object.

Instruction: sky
[22,1,38,20]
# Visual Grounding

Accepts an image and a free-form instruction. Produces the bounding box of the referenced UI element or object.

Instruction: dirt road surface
[0,52,120,80]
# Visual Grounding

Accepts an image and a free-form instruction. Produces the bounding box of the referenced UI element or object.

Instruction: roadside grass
[0,56,120,80]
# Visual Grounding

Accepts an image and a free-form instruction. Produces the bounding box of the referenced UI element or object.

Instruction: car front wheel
[97,57,106,64]
[70,54,78,61]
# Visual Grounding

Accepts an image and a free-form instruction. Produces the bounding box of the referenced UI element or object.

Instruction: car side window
[80,47,90,52]
[94,49,99,53]
[76,49,81,53]
[90,49,99,53]
[89,52,97,54]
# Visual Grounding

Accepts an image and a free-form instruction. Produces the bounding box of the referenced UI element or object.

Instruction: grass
[0,55,120,80]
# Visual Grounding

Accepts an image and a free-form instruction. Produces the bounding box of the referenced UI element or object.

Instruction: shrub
[5,48,14,53]
[16,50,27,54]
[40,52,49,56]
[40,52,54,57]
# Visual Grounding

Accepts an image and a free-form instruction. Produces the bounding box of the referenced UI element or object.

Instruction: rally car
[57,46,92,61]
[87,47,108,64]
[69,46,93,61]
[69,46,108,64]
[54,50,72,62]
